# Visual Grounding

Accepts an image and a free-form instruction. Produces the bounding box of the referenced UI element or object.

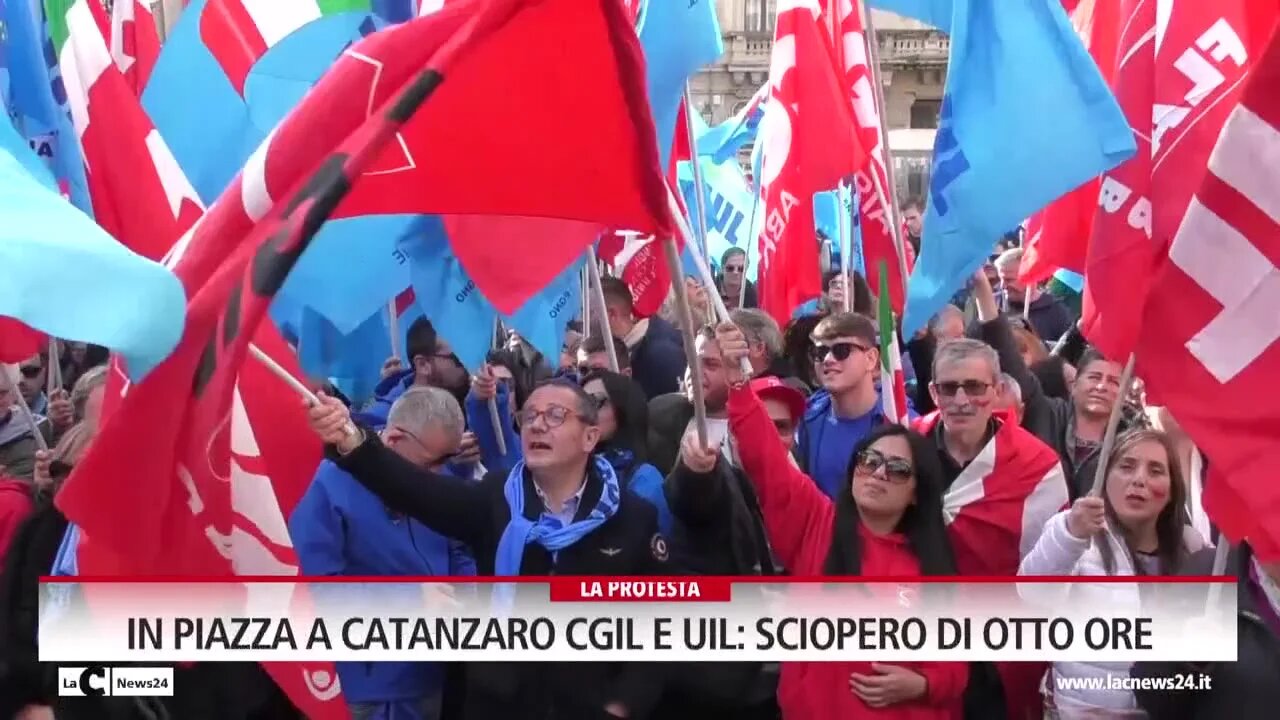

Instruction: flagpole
[580,264,592,341]
[683,83,714,271]
[2,366,48,452]
[859,3,911,296]
[248,344,357,437]
[487,317,508,458]
[739,157,763,311]
[662,235,709,448]
[839,183,852,312]
[586,247,620,372]
[387,301,402,361]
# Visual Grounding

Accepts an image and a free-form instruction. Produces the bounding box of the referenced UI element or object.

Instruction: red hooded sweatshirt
[728,385,966,720]
[0,476,34,569]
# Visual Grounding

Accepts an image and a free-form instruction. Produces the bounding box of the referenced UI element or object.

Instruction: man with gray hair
[913,337,1066,718]
[729,308,789,379]
[290,386,474,720]
[993,247,1073,342]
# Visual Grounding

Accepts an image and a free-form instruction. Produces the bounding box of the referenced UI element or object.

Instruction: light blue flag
[638,0,724,168]
[1053,268,1085,292]
[678,156,763,282]
[0,130,184,378]
[505,257,584,364]
[696,83,767,164]
[814,184,865,277]
[873,0,1135,334]
[2,0,92,212]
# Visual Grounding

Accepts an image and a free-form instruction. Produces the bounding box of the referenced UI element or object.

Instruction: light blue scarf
[492,456,620,609]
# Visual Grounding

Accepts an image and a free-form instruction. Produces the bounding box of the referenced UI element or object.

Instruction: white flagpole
[586,248,620,372]
[683,83,714,270]
[2,365,47,452]
[487,317,508,458]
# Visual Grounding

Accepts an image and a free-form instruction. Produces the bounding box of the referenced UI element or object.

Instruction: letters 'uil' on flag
[874,0,1135,335]
[757,0,864,324]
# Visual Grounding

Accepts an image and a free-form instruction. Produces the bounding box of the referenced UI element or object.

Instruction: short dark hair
[721,247,746,266]
[598,276,633,313]
[813,312,877,347]
[578,334,630,370]
[406,317,438,362]
[902,196,925,213]
[821,269,874,315]
[1076,346,1116,377]
[532,377,600,425]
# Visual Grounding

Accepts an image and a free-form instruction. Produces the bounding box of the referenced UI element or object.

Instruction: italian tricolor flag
[49,0,203,261]
[877,260,909,425]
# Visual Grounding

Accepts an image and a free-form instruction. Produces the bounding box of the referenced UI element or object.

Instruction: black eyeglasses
[516,404,589,429]
[933,380,993,397]
[810,341,871,363]
[854,449,915,484]
[724,265,744,274]
[19,366,43,378]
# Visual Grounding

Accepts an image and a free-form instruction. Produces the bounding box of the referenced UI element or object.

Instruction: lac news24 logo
[58,666,174,697]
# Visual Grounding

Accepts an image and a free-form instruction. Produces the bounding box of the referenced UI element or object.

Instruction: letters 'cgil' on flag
[51,0,205,261]
[143,0,379,202]
[637,0,724,168]
[873,0,1136,335]
[1,0,93,212]
[1134,24,1280,561]
[0,117,184,377]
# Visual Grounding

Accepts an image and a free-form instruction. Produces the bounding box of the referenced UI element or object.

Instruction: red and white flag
[1082,0,1276,360]
[825,0,908,313]
[1136,23,1280,561]
[58,0,204,261]
[108,0,161,96]
[757,0,863,323]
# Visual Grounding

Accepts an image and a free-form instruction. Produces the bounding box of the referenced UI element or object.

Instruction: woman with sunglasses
[710,325,966,719]
[579,369,673,536]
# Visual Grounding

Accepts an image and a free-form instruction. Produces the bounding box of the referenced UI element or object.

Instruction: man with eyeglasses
[0,365,53,481]
[913,338,1067,720]
[306,377,669,719]
[795,312,909,500]
[291,386,474,720]
[716,247,757,311]
[367,317,472,427]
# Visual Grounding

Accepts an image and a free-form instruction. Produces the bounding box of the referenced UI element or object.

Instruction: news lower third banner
[38,578,1237,663]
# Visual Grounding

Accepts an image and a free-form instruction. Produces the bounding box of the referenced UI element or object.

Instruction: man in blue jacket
[363,317,470,427]
[290,386,475,720]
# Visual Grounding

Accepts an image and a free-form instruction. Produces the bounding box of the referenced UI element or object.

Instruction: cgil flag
[874,0,1136,335]
[51,0,205,261]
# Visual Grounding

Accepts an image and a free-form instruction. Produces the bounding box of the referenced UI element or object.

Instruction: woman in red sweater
[689,324,966,719]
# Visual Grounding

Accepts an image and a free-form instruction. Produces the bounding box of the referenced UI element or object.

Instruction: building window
[745,0,776,34]
[909,99,941,129]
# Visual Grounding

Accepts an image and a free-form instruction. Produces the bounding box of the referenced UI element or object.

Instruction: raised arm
[308,393,491,549]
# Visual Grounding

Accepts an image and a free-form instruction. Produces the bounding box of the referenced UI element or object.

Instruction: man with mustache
[913,338,1067,720]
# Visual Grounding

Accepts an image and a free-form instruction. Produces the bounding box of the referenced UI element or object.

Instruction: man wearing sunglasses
[796,313,906,500]
[291,386,475,720]
[0,366,53,481]
[716,247,757,311]
[366,317,471,428]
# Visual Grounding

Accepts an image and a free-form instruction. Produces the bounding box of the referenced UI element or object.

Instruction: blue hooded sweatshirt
[289,460,475,703]
[357,369,415,428]
[796,387,919,500]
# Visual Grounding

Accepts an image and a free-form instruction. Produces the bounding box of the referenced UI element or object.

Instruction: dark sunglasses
[19,365,43,378]
[724,264,744,274]
[854,449,915,484]
[810,341,870,363]
[933,380,993,397]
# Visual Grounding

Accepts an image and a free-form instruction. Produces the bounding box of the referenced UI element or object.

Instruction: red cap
[750,376,806,424]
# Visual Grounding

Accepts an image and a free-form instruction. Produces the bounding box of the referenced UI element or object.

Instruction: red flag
[1135,24,1280,561]
[597,230,669,318]
[1019,0,1123,286]
[0,318,44,364]
[60,0,204,261]
[238,0,669,314]
[109,0,161,96]
[826,0,905,312]
[757,2,864,323]
[1082,0,1277,359]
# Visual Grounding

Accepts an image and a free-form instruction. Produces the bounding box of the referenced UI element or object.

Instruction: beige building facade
[691,1,948,199]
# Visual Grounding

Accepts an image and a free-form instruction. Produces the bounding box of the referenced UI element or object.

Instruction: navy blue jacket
[629,317,686,400]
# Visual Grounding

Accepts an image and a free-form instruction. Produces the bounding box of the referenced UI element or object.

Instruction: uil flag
[1134,24,1280,561]
[876,261,908,425]
[756,0,863,323]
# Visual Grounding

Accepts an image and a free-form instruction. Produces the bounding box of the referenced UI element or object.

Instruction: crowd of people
[0,228,1277,719]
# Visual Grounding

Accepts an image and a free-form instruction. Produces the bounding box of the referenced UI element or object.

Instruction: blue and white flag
[678,156,762,281]
[873,0,1135,334]
[637,0,723,168]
